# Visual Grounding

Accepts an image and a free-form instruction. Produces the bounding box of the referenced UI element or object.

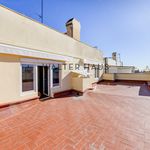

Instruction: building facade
[104,52,135,74]
[0,5,103,105]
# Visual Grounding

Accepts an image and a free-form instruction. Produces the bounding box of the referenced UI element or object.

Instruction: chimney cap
[66,18,74,23]
[66,18,79,25]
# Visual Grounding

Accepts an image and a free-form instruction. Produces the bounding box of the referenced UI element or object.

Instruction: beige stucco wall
[72,77,96,92]
[72,77,83,92]
[108,66,134,73]
[0,5,104,104]
[0,54,72,104]
[102,73,115,81]
[0,53,103,104]
[0,54,38,104]
[52,58,82,94]
[0,5,103,62]
[70,62,103,92]
[52,59,103,93]
[116,68,134,73]
[115,73,150,81]
[51,70,72,94]
[103,73,150,81]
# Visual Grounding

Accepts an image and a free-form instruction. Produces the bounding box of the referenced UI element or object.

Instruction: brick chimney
[65,18,81,41]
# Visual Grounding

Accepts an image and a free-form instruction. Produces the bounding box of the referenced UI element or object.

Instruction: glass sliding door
[38,65,50,99]
[43,66,49,97]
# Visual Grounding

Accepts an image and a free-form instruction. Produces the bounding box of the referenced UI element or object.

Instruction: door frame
[43,66,50,97]
[37,64,51,99]
[20,58,63,99]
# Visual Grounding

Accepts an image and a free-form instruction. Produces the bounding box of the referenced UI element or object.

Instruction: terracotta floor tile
[0,82,150,149]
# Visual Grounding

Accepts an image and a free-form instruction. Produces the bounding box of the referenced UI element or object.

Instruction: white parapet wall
[103,73,150,81]
[115,73,150,81]
[102,73,116,81]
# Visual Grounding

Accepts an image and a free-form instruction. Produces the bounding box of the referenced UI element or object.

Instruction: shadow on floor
[98,80,147,86]
[139,85,150,97]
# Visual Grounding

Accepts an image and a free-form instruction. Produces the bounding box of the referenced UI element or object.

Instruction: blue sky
[0,0,150,69]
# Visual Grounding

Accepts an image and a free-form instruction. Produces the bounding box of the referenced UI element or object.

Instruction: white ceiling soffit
[83,59,102,65]
[21,58,64,64]
[0,43,73,62]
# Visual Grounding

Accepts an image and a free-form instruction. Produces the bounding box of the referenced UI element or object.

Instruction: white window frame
[20,63,37,96]
[20,61,62,97]
[51,64,62,89]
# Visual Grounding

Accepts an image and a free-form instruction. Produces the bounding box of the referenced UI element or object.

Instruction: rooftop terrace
[0,82,150,150]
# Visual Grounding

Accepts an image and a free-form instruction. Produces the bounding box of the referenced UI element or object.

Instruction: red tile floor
[0,82,150,150]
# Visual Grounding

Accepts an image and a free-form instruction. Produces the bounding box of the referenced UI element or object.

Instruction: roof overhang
[20,58,64,64]
[0,43,73,62]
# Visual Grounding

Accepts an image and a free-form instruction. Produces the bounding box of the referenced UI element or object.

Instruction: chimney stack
[65,18,81,41]
[112,52,117,60]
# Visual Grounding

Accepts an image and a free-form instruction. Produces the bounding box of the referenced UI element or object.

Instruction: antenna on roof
[38,0,44,23]
[118,53,121,61]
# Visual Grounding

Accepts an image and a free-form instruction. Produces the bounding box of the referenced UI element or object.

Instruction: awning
[0,43,73,62]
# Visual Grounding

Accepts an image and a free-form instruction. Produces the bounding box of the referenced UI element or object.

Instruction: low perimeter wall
[102,73,115,81]
[103,73,150,81]
[72,77,95,92]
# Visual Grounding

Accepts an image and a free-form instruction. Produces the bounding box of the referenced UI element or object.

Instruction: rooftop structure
[104,52,135,74]
[0,5,103,104]
[65,18,81,41]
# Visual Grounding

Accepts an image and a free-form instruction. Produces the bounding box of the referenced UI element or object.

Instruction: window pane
[52,64,60,87]
[22,64,34,92]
